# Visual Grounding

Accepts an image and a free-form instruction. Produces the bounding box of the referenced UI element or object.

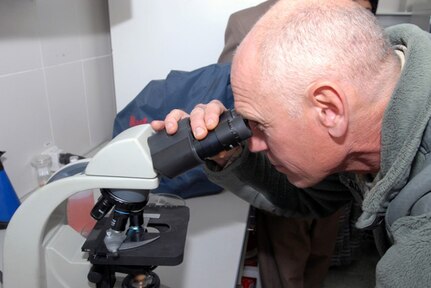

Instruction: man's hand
[151,100,226,138]
[150,100,242,167]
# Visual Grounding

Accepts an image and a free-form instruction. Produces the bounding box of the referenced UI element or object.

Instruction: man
[217,1,378,287]
[152,0,431,287]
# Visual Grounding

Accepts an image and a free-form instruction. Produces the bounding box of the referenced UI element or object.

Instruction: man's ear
[307,81,348,138]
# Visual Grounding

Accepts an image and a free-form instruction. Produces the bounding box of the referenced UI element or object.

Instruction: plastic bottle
[31,154,52,187]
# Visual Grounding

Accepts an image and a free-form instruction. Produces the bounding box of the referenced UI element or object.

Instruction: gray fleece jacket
[205,24,431,287]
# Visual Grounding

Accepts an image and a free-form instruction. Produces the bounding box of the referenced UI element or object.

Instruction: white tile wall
[83,56,116,147]
[0,71,52,195]
[77,0,113,59]
[0,0,115,198]
[0,0,42,75]
[45,62,91,154]
[36,0,82,66]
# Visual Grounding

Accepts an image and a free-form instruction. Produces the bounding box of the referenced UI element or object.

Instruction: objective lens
[91,196,114,220]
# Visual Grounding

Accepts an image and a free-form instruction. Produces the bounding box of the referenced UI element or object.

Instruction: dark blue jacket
[113,63,233,198]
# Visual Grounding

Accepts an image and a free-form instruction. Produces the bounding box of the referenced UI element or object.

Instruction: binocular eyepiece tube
[148,109,252,178]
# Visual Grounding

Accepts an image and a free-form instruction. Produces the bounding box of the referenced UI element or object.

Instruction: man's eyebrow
[234,110,249,121]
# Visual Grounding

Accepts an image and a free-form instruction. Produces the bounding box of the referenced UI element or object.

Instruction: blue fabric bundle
[113,63,233,198]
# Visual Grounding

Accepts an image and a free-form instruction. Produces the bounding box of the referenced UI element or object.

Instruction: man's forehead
[231,49,257,91]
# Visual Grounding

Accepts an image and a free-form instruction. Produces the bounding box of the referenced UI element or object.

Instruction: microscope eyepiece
[148,109,251,178]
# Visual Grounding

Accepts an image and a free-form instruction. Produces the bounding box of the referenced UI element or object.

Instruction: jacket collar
[356,24,431,228]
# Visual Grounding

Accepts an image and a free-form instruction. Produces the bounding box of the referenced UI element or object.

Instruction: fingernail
[166,122,174,132]
[194,127,204,137]
[207,118,214,128]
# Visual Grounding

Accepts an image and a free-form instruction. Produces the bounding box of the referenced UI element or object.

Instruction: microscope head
[86,109,251,182]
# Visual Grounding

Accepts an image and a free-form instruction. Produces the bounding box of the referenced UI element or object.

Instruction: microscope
[2,110,251,288]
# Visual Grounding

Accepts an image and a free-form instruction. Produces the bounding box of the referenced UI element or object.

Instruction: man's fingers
[151,101,227,139]
[164,109,189,134]
[189,100,227,140]
[150,120,165,131]
[204,100,227,130]
[189,104,209,139]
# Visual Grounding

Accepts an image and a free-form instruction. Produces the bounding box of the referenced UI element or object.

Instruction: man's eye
[249,120,258,129]
[249,121,265,132]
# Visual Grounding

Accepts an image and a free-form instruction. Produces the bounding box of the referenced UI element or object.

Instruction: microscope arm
[3,125,159,288]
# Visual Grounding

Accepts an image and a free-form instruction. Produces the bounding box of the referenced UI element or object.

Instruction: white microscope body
[2,109,250,288]
[3,124,159,288]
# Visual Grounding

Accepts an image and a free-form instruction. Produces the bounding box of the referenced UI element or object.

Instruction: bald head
[229,0,401,181]
[232,0,397,114]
